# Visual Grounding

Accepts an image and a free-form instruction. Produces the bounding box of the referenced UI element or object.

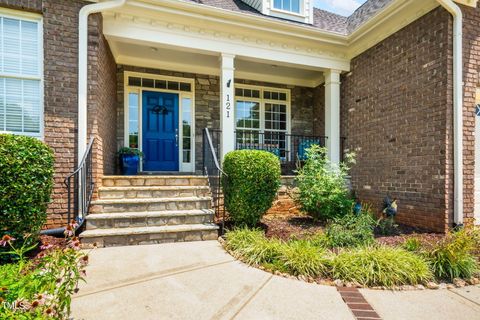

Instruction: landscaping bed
[219,147,480,291]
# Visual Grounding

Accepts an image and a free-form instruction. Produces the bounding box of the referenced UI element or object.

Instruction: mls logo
[476,104,480,117]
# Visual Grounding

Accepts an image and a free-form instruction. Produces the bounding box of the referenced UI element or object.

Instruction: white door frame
[123,71,196,172]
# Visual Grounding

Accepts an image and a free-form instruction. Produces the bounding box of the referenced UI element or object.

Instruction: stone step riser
[99,189,210,200]
[102,177,208,187]
[90,200,211,213]
[87,214,214,229]
[81,229,218,247]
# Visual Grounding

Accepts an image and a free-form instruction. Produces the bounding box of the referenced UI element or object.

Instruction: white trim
[0,8,44,140]
[234,83,292,159]
[123,71,195,172]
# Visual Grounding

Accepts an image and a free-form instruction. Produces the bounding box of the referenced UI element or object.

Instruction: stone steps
[98,186,210,199]
[90,196,212,213]
[102,176,208,187]
[86,209,215,229]
[80,223,219,247]
[80,175,218,247]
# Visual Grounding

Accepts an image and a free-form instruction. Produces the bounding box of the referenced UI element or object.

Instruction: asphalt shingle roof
[182,0,395,35]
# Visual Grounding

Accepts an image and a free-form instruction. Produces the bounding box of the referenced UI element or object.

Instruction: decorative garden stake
[382,196,397,217]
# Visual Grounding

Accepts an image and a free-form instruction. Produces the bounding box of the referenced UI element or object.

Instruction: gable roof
[182,0,395,35]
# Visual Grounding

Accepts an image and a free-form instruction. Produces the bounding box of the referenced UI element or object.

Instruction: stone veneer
[116,66,321,172]
[340,7,453,232]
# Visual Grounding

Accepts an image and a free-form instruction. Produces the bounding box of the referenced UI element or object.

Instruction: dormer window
[273,0,301,14]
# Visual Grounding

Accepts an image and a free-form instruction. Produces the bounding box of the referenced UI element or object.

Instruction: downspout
[436,0,464,226]
[77,0,126,163]
[40,0,127,237]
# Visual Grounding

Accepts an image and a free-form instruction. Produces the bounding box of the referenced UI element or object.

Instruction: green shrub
[427,229,479,281]
[295,145,354,221]
[279,240,331,277]
[223,150,280,227]
[325,212,376,247]
[332,246,432,287]
[0,134,54,237]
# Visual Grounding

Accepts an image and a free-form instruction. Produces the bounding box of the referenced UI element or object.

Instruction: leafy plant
[402,237,423,252]
[427,229,479,281]
[222,150,281,227]
[117,147,144,157]
[279,240,331,277]
[0,134,54,240]
[325,212,376,247]
[0,227,88,319]
[295,145,355,221]
[332,246,432,287]
[375,216,399,236]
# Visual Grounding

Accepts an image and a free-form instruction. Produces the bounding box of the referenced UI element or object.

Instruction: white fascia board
[102,19,351,71]
[130,0,348,44]
[346,0,440,58]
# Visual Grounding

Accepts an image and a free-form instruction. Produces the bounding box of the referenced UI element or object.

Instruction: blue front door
[142,91,179,171]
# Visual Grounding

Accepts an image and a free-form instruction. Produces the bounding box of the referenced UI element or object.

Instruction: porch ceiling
[107,38,325,87]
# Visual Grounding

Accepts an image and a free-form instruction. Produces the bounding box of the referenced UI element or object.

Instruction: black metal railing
[202,128,226,234]
[64,136,95,228]
[235,131,329,174]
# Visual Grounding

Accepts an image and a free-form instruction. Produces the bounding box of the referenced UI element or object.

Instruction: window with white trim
[0,13,42,137]
[273,0,301,13]
[235,85,290,158]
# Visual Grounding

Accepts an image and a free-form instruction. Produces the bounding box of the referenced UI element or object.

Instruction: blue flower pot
[121,154,139,175]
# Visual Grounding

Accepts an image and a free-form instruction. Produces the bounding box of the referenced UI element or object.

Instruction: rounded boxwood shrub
[222,150,280,227]
[0,134,54,237]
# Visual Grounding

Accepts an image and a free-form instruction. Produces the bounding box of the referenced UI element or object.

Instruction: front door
[142,91,179,171]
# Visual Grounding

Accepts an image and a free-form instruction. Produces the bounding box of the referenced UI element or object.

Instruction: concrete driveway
[72,241,480,320]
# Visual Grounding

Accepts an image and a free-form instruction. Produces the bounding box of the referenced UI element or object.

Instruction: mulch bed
[259,211,445,246]
[261,212,326,240]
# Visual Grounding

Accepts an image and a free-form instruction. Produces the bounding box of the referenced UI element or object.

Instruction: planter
[120,154,140,175]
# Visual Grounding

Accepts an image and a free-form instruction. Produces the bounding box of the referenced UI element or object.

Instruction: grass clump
[324,212,375,248]
[402,237,423,252]
[224,228,282,266]
[427,229,478,281]
[332,246,432,287]
[279,240,331,277]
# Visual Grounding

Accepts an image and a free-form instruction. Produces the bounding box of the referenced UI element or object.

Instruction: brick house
[0,0,479,245]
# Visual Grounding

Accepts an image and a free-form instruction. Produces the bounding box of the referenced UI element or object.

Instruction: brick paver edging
[337,287,382,320]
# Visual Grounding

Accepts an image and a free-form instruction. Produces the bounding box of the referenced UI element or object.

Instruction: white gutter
[436,0,464,226]
[78,0,127,163]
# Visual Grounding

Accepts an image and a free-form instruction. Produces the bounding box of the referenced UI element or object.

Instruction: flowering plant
[0,221,93,319]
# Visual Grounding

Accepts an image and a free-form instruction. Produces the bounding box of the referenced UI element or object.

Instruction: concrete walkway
[72,241,480,320]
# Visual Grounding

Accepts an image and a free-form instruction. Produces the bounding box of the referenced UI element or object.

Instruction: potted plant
[118,147,143,175]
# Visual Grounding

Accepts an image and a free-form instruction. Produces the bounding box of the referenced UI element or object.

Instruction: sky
[313,0,367,16]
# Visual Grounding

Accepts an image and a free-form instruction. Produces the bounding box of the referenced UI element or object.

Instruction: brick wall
[461,3,480,226]
[340,7,453,232]
[116,66,318,172]
[87,13,117,183]
[0,0,117,228]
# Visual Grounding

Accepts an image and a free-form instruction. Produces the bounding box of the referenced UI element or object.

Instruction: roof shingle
[181,0,395,35]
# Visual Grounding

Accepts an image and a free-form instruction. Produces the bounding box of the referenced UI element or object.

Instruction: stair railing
[202,128,227,235]
[64,136,95,229]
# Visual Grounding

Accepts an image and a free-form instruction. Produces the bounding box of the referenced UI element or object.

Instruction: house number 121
[226,94,231,118]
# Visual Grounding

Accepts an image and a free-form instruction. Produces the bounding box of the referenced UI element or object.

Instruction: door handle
[175,129,179,146]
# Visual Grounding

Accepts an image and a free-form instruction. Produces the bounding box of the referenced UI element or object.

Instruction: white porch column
[220,53,235,159]
[324,69,341,164]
